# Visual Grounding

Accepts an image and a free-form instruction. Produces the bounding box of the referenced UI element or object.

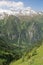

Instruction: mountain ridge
[0,8,43,19]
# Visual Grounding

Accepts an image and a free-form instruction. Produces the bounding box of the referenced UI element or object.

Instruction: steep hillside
[0,15,43,65]
[10,42,43,65]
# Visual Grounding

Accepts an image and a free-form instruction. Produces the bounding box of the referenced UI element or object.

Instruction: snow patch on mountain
[0,8,43,19]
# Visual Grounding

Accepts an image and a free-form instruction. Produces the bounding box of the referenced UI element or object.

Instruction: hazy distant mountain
[0,8,43,19]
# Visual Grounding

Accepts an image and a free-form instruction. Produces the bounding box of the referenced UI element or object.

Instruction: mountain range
[0,8,43,65]
[0,8,43,19]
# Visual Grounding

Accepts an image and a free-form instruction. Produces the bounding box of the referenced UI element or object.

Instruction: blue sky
[0,0,43,11]
[10,0,43,11]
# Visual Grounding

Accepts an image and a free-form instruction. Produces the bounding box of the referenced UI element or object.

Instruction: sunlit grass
[10,44,43,65]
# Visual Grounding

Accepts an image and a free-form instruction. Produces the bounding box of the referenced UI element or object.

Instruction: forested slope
[0,15,43,65]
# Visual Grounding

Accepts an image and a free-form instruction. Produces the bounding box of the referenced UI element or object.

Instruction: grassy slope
[10,43,43,65]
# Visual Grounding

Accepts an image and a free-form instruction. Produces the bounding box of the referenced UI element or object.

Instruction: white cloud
[0,1,37,15]
[0,1,24,10]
